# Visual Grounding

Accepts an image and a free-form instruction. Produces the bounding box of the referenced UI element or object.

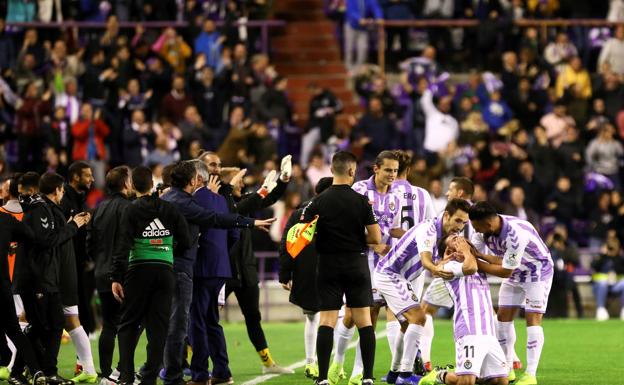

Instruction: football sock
[317,326,334,381]
[305,313,319,364]
[421,314,434,364]
[358,326,376,380]
[333,322,354,365]
[526,326,544,376]
[386,320,400,352]
[351,342,363,377]
[68,326,96,375]
[390,331,404,372]
[258,348,275,367]
[496,321,515,370]
[399,324,423,373]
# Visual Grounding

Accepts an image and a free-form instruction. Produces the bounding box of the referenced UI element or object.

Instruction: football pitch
[56,319,623,385]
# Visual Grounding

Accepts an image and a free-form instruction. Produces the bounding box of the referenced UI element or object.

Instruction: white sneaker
[262,364,294,374]
[100,378,116,385]
[109,370,120,381]
[596,307,610,321]
[620,308,624,320]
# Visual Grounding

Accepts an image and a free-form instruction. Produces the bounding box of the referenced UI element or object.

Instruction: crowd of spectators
[1,1,624,317]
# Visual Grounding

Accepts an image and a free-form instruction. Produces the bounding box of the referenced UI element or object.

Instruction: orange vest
[0,206,24,282]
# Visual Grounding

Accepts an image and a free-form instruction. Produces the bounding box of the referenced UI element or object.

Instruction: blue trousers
[189,277,230,381]
[163,272,193,385]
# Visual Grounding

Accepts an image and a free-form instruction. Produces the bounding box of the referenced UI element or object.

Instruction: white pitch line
[241,330,388,385]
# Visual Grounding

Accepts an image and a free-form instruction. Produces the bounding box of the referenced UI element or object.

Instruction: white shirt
[421,90,458,153]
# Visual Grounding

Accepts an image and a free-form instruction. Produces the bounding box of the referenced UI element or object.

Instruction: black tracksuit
[86,192,132,377]
[111,195,191,385]
[60,184,95,332]
[0,211,41,376]
[221,180,287,353]
[18,194,79,377]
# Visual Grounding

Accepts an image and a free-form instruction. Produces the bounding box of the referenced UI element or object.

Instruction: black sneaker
[32,371,46,385]
[8,375,29,385]
[47,375,75,385]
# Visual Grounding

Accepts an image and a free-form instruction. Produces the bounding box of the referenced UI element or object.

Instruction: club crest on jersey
[508,253,517,264]
[464,360,472,370]
[389,201,395,212]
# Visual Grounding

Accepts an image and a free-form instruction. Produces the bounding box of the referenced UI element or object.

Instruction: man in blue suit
[160,161,274,385]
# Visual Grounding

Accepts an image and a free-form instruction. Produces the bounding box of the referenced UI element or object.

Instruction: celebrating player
[468,202,553,385]
[374,199,471,385]
[420,235,509,385]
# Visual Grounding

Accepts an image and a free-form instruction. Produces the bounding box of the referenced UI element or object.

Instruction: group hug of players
[288,150,552,385]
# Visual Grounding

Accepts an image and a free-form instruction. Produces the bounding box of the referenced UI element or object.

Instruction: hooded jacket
[111,195,192,283]
[16,194,78,294]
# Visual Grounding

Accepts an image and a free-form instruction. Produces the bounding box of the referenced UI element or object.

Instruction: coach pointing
[300,151,381,385]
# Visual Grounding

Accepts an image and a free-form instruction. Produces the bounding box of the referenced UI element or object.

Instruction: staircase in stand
[272,0,360,128]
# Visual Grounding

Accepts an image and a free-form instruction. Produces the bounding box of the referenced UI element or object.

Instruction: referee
[300,151,381,385]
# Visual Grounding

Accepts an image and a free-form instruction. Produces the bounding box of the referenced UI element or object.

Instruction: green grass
[55,319,624,385]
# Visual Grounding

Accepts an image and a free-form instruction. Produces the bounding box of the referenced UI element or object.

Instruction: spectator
[504,185,540,227]
[54,77,81,125]
[529,125,559,191]
[45,40,85,93]
[285,163,314,203]
[540,100,576,149]
[557,126,585,188]
[160,75,193,125]
[482,90,513,133]
[18,28,45,68]
[343,0,383,74]
[13,53,40,95]
[179,106,212,160]
[556,56,592,123]
[122,110,152,167]
[191,63,224,129]
[0,18,15,72]
[146,134,178,168]
[544,31,578,74]
[351,96,397,162]
[247,122,277,165]
[218,107,253,167]
[607,0,624,22]
[586,124,624,189]
[15,83,52,172]
[598,25,624,75]
[305,152,333,188]
[594,72,624,121]
[156,27,192,75]
[428,178,447,214]
[591,231,624,320]
[257,76,292,127]
[194,19,224,70]
[585,98,611,142]
[547,227,584,318]
[301,83,342,168]
[589,191,615,248]
[421,88,458,154]
[45,106,73,168]
[380,0,414,68]
[547,176,582,228]
[71,103,110,162]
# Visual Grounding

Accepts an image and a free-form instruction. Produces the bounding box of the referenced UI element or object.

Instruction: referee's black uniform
[301,180,378,384]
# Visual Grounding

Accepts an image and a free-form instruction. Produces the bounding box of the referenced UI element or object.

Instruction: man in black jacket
[17,172,89,385]
[58,161,98,383]
[111,166,192,385]
[87,166,133,379]
[0,210,44,385]
[278,177,333,379]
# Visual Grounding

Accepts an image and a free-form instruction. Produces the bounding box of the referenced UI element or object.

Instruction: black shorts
[59,252,79,307]
[317,252,373,311]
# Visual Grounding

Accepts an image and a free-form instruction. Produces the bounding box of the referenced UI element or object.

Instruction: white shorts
[63,305,79,316]
[411,273,426,301]
[423,277,453,308]
[13,295,24,316]
[374,271,420,322]
[368,258,385,304]
[498,277,553,313]
[455,335,508,380]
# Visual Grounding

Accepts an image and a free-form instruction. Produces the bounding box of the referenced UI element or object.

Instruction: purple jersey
[471,215,553,283]
[376,218,443,281]
[445,270,497,339]
[353,176,401,267]
[390,179,435,231]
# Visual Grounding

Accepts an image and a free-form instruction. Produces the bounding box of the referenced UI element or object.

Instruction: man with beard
[59,161,98,383]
